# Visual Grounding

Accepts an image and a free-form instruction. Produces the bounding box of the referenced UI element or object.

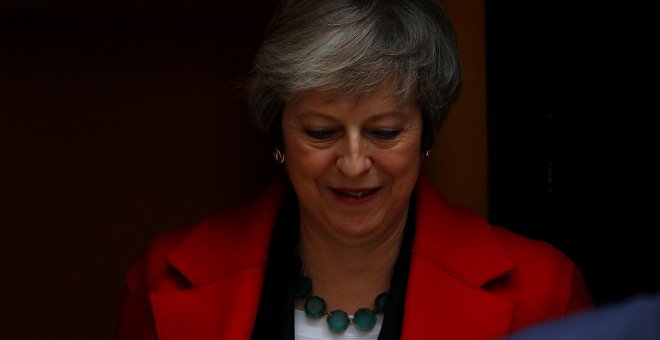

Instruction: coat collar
[165,176,286,287]
[401,174,516,339]
[148,176,287,340]
[412,173,514,287]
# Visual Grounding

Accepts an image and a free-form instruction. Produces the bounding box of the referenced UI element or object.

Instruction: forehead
[285,87,417,117]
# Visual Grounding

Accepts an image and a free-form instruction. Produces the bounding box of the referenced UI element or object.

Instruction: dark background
[1,0,657,339]
[1,1,280,338]
[487,1,657,305]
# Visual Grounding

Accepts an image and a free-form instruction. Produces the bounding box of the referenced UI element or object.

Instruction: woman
[117,0,592,339]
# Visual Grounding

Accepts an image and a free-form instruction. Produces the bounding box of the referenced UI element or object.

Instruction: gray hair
[249,0,462,150]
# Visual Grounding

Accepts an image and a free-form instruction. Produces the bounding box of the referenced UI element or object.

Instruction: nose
[336,132,372,178]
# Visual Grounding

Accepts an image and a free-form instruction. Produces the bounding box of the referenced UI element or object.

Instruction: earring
[273,147,285,164]
[421,149,431,159]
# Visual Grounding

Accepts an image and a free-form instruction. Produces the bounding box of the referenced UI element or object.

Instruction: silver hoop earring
[273,148,285,164]
[421,149,431,159]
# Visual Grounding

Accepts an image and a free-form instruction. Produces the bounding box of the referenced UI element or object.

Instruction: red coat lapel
[149,269,265,339]
[149,178,286,340]
[402,174,516,339]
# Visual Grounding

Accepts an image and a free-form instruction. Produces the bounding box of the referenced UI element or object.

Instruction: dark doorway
[486,1,657,305]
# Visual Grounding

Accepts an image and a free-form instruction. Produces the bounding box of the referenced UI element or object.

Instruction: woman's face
[281,88,423,239]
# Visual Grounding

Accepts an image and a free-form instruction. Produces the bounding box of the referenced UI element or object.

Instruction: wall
[425,0,488,217]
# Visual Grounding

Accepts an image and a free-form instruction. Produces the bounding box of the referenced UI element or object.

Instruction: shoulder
[492,226,575,276]
[124,176,288,294]
[125,207,268,294]
[124,224,193,294]
[490,226,582,301]
[488,226,593,320]
[416,175,577,283]
[124,178,287,294]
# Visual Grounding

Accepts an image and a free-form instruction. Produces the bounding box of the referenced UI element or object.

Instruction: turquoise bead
[327,310,350,333]
[304,296,326,318]
[353,308,377,331]
[295,276,312,299]
[294,269,389,333]
[375,292,388,313]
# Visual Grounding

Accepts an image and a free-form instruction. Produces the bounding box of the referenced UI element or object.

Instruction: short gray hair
[249,0,462,150]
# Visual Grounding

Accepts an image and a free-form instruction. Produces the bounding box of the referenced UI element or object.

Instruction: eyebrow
[296,110,408,122]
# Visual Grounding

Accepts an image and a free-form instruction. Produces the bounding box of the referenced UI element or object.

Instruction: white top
[294,309,383,340]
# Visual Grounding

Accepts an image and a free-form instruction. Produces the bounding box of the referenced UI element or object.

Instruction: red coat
[117,174,592,339]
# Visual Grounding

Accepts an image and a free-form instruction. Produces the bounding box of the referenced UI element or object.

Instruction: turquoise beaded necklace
[294,260,388,333]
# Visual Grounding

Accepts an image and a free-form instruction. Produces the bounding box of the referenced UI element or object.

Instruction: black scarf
[251,188,415,339]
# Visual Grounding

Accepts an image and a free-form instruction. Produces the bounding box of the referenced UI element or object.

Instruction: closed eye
[305,129,337,140]
[370,129,402,139]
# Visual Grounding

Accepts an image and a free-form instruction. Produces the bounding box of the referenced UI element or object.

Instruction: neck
[297,210,407,313]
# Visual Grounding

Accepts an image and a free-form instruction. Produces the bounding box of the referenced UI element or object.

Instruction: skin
[281,87,423,313]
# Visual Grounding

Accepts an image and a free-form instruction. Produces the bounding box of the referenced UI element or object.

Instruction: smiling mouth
[331,188,380,198]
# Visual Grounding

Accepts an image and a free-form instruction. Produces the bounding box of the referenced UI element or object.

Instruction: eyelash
[305,129,336,140]
[305,129,402,140]
[370,129,401,139]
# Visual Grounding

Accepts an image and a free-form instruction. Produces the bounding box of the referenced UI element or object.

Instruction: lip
[330,187,381,205]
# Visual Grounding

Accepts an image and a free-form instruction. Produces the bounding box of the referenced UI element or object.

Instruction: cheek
[379,140,422,180]
[385,154,421,184]
[285,140,335,182]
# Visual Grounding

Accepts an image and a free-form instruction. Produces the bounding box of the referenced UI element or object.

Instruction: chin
[329,215,390,239]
